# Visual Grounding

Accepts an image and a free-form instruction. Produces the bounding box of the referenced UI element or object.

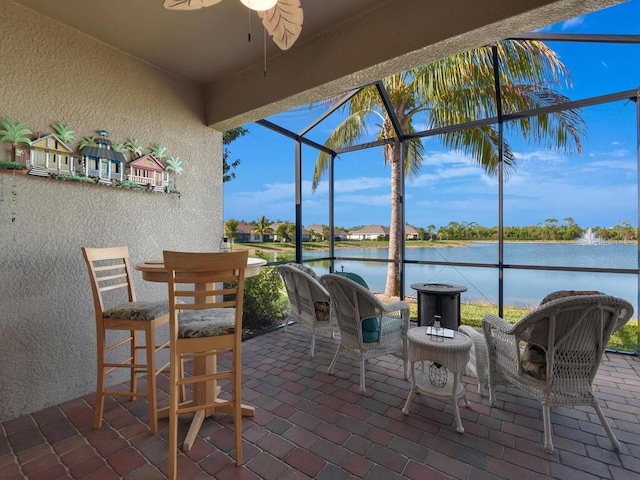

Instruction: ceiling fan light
[239,0,278,11]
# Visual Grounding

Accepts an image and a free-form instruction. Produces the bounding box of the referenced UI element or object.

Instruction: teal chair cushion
[335,272,380,343]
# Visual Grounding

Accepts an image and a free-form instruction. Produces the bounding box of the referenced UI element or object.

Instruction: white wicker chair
[277,264,337,358]
[321,273,410,392]
[483,294,633,453]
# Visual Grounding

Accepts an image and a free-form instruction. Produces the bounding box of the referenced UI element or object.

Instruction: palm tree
[165,156,183,189]
[426,224,436,241]
[313,40,586,296]
[150,143,168,160]
[50,121,75,145]
[111,143,127,154]
[322,225,330,241]
[0,117,32,162]
[78,136,97,149]
[253,216,272,243]
[125,138,144,161]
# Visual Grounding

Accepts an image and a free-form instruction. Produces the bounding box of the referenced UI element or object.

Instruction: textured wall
[0,0,223,420]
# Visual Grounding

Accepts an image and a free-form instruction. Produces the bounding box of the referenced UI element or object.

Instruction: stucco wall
[0,1,223,421]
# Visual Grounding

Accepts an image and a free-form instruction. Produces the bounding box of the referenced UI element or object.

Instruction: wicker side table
[402,327,472,433]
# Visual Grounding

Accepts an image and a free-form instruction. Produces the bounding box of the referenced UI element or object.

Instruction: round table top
[407,326,472,351]
[134,256,267,281]
[410,283,467,294]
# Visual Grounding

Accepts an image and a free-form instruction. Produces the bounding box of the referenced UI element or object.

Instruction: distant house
[334,228,349,241]
[347,224,389,241]
[27,133,75,176]
[306,224,349,241]
[306,224,325,241]
[405,223,420,240]
[233,222,262,243]
[80,130,126,184]
[127,154,168,191]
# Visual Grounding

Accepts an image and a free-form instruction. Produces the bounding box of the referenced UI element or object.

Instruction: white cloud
[561,16,585,29]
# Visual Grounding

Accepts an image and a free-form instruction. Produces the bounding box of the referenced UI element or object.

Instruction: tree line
[224,216,637,243]
[436,218,637,242]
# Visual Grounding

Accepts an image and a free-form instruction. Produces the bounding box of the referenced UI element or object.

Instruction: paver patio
[1,324,639,479]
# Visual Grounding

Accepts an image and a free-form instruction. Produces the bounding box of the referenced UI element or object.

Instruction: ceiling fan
[163,0,303,51]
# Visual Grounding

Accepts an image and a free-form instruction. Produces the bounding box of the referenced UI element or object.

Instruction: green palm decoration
[50,121,76,145]
[79,136,97,150]
[165,156,183,190]
[125,138,143,160]
[0,116,33,162]
[313,40,586,296]
[111,143,127,154]
[150,143,168,160]
[165,156,183,175]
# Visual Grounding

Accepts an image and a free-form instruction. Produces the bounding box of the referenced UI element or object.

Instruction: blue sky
[223,0,640,230]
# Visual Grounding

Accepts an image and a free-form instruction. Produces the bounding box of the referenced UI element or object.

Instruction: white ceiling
[12,0,625,130]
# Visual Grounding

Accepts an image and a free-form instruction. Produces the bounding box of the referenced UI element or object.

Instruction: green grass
[406,300,637,352]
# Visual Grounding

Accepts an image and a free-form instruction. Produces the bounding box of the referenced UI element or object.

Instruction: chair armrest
[482,313,516,335]
[381,300,410,315]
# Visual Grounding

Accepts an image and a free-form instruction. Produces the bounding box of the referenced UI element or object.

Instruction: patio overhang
[13,0,624,131]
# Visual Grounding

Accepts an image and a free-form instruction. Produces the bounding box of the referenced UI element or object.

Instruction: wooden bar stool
[82,245,170,433]
[163,250,248,480]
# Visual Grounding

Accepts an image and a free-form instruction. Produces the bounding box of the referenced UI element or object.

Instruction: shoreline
[229,238,619,255]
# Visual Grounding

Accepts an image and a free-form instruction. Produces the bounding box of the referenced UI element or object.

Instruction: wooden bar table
[134,255,266,451]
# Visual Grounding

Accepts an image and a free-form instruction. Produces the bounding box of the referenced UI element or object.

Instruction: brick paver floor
[1,325,639,479]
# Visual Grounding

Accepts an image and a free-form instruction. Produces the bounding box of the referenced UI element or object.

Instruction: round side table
[402,326,472,433]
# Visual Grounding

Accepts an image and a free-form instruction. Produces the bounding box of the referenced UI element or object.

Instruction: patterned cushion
[177,308,236,338]
[521,343,547,380]
[289,263,319,280]
[103,301,169,321]
[525,290,605,379]
[314,300,330,322]
[539,290,605,306]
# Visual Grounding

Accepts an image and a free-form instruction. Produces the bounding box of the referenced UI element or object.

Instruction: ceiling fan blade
[257,0,303,50]
[163,0,222,10]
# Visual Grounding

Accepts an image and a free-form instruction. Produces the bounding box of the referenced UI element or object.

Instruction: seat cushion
[290,263,319,280]
[103,301,169,320]
[362,316,381,343]
[521,343,547,380]
[314,300,330,322]
[335,271,369,289]
[334,272,379,341]
[539,290,605,306]
[177,308,236,338]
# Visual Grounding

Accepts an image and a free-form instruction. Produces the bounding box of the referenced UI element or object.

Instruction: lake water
[265,242,639,311]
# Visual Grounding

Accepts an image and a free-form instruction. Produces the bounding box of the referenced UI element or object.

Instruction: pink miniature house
[127,154,168,191]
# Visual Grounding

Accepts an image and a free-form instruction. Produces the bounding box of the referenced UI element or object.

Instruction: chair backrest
[162,250,248,335]
[82,245,135,318]
[277,264,329,322]
[512,294,633,382]
[334,271,369,289]
[321,273,382,344]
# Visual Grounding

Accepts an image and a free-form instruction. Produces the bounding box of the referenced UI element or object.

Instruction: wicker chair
[321,273,409,392]
[277,263,337,358]
[483,294,633,453]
